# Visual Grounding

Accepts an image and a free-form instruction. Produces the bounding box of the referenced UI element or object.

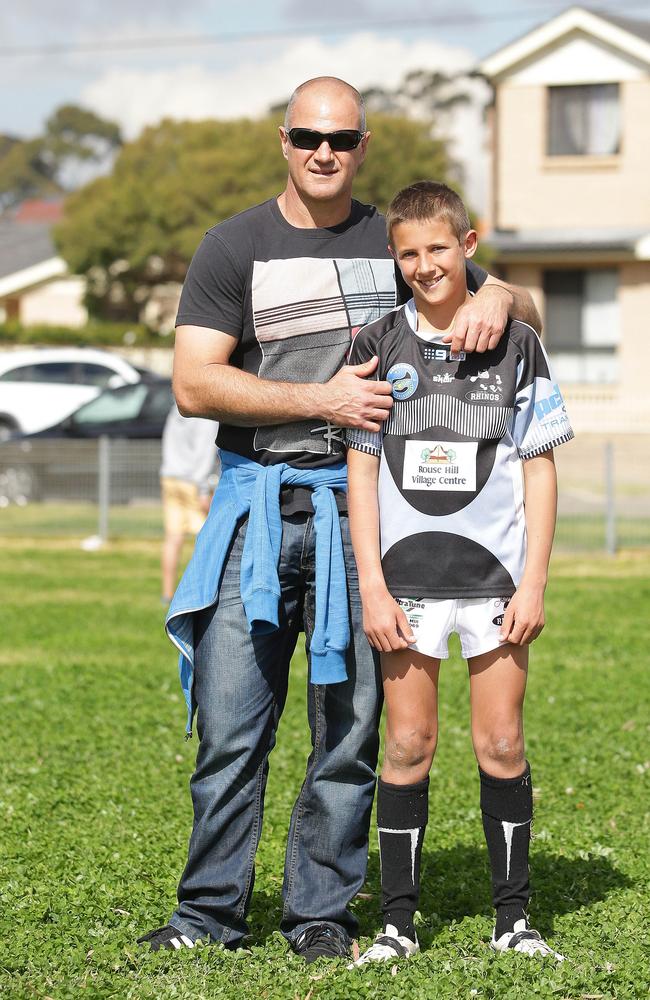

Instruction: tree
[0,138,61,209]
[0,105,122,210]
[55,113,453,324]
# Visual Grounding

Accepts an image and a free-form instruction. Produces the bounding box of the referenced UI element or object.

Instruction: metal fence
[0,434,648,553]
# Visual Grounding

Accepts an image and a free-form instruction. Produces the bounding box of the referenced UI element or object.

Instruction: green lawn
[1,542,649,999]
[2,502,650,554]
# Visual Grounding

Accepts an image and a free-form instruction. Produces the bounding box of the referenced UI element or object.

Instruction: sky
[2,0,649,139]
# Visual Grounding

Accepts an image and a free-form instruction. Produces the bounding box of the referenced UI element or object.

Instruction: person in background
[160,404,219,604]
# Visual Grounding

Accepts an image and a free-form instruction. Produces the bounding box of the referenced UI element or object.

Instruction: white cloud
[81,33,475,138]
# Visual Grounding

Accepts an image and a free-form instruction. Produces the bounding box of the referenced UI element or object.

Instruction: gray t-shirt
[177,196,487,470]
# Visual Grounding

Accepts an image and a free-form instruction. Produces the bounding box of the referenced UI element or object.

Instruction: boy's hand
[361,586,416,653]
[499,583,545,645]
[444,284,513,354]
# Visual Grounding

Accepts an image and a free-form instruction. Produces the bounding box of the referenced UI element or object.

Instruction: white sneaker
[349,924,419,968]
[491,919,565,961]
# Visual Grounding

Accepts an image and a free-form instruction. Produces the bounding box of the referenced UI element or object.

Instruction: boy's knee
[384,723,437,773]
[474,726,524,772]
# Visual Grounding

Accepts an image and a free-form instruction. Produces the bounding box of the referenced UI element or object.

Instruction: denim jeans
[169,511,381,947]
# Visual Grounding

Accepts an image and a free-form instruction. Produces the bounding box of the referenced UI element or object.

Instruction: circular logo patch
[387,362,418,400]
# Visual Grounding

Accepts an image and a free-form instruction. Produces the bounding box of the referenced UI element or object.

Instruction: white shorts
[395,596,512,660]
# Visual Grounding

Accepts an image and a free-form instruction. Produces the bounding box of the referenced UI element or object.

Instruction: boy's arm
[347,448,414,653]
[447,278,542,355]
[500,450,557,646]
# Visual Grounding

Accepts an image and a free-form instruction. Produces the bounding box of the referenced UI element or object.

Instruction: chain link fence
[0,434,648,553]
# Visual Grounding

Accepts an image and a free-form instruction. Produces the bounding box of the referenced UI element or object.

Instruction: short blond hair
[386,181,471,245]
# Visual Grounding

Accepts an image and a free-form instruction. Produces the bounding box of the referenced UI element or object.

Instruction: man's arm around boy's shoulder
[448,275,542,356]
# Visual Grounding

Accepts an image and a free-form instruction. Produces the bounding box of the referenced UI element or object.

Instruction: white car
[0,347,144,438]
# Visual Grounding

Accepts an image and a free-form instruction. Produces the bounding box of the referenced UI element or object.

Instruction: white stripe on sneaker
[180,935,195,948]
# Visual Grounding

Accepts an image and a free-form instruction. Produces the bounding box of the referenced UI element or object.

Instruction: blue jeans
[169,511,381,947]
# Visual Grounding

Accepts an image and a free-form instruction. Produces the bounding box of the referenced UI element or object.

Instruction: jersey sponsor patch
[402,440,478,492]
[387,362,419,400]
[421,344,466,363]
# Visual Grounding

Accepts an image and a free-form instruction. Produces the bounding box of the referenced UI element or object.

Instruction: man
[138,76,541,962]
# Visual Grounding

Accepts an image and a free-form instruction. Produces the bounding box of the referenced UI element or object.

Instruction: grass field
[1,540,649,999]
[2,501,650,553]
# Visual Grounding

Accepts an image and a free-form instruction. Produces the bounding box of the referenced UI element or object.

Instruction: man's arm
[447,277,542,355]
[173,325,393,432]
[500,450,557,646]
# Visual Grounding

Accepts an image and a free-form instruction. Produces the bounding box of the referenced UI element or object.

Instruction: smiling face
[390,217,477,314]
[279,82,369,211]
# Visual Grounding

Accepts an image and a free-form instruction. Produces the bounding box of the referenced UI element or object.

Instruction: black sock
[376,777,428,941]
[479,763,532,938]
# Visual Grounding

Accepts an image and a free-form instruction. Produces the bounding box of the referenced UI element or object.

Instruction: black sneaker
[291,923,350,963]
[137,924,197,951]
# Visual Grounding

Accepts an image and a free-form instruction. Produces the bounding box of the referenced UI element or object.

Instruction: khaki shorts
[396,596,512,660]
[161,477,206,536]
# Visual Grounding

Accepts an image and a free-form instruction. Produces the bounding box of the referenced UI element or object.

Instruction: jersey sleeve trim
[345,427,382,457]
[520,428,574,460]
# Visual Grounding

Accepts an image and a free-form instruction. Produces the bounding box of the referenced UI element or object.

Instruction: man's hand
[361,585,416,653]
[323,356,393,432]
[499,583,545,646]
[445,284,514,354]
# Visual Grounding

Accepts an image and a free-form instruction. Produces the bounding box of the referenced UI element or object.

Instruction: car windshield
[71,384,149,426]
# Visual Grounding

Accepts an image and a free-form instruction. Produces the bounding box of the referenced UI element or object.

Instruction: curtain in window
[548,84,619,155]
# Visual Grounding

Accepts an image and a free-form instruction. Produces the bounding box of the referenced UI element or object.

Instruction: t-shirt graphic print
[346,303,574,599]
[251,255,395,457]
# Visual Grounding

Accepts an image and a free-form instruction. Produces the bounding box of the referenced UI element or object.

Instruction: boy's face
[390,217,477,309]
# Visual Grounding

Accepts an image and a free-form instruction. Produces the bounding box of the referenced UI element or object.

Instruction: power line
[1,2,649,58]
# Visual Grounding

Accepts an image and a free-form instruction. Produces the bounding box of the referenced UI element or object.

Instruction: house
[0,199,87,328]
[481,6,650,431]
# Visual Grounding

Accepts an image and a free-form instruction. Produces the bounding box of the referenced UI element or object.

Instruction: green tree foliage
[0,138,61,208]
[45,104,122,161]
[355,113,450,212]
[55,114,453,320]
[0,105,122,209]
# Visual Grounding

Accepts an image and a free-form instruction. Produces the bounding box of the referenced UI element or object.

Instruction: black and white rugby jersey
[346,300,574,599]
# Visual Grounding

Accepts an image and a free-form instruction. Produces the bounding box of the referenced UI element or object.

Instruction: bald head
[284,77,366,132]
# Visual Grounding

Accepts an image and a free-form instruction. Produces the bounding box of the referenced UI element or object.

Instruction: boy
[346,181,573,965]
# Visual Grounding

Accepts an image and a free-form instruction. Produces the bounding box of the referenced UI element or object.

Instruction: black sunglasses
[286,128,364,152]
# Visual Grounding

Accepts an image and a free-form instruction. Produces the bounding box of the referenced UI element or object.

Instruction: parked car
[0,347,151,439]
[0,379,174,504]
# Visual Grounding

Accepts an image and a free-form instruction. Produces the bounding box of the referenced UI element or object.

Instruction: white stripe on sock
[378,826,421,883]
[501,820,530,881]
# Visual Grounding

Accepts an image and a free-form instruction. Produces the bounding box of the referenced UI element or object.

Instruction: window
[548,84,620,156]
[544,269,619,383]
[71,384,149,426]
[142,384,174,421]
[0,364,37,382]
[33,362,77,383]
[79,363,123,388]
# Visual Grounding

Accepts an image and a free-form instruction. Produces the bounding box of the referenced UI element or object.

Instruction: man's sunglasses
[286,128,364,152]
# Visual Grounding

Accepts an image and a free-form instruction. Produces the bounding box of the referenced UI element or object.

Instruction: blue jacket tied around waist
[165,450,350,731]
